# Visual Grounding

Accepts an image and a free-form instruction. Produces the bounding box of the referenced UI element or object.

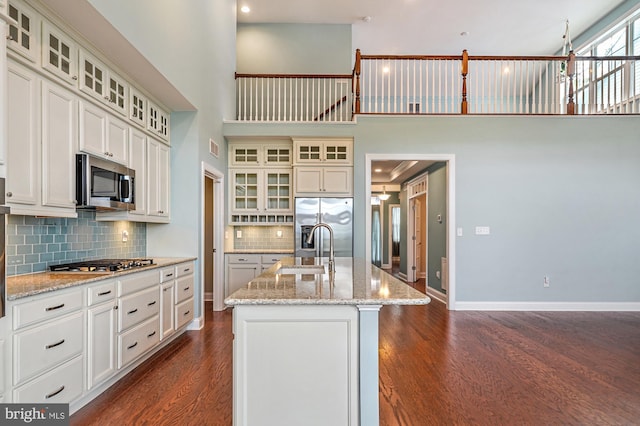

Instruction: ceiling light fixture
[241,5,250,13]
[378,186,391,201]
[374,168,382,173]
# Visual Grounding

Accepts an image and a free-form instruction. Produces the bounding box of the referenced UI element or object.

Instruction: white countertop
[224,257,430,306]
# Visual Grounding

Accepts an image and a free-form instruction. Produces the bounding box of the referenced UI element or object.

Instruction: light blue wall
[224,114,640,304]
[89,0,237,318]
[237,24,352,74]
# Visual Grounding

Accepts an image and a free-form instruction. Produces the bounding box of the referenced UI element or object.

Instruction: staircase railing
[233,51,640,121]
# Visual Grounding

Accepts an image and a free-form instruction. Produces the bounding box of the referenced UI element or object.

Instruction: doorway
[202,163,225,312]
[366,153,456,309]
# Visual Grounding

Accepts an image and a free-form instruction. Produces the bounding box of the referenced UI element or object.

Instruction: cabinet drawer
[118,316,160,368]
[175,275,194,304]
[14,312,84,385]
[261,254,288,264]
[160,266,176,283]
[175,298,194,330]
[227,254,260,264]
[13,356,83,404]
[118,286,160,332]
[175,261,195,277]
[12,289,83,330]
[87,280,116,306]
[117,270,159,296]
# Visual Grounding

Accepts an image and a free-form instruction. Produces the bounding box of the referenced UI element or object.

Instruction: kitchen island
[225,257,430,426]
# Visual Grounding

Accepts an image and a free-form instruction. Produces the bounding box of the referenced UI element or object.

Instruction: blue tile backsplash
[6,210,146,275]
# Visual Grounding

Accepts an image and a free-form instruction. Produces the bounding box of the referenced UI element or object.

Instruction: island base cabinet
[233,305,359,426]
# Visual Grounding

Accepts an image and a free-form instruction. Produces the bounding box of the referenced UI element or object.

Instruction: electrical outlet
[475,226,490,235]
[236,230,242,239]
[276,230,283,238]
[122,230,129,242]
[543,276,550,287]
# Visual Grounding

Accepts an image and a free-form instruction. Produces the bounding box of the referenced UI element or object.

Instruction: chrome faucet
[306,222,335,271]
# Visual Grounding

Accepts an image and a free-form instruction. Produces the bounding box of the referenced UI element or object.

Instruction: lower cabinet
[5,260,195,410]
[226,253,290,297]
[87,280,117,390]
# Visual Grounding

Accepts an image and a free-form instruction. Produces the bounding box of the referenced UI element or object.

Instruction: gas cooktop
[49,258,154,272]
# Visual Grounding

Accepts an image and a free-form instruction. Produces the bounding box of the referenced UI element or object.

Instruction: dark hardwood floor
[71,299,640,426]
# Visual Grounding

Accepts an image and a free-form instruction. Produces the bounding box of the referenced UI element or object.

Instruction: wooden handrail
[235,72,352,79]
[315,95,348,121]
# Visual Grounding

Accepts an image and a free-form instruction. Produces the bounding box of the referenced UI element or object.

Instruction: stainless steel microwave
[76,153,135,211]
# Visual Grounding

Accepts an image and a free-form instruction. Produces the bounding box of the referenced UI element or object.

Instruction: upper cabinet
[129,87,146,128]
[147,101,170,142]
[78,49,128,116]
[293,138,352,165]
[7,0,39,63]
[78,100,129,165]
[229,141,292,167]
[41,21,77,85]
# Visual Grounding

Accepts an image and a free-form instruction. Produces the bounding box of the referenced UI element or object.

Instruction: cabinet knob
[6,192,12,197]
[72,75,78,80]
[6,35,13,41]
[104,96,110,101]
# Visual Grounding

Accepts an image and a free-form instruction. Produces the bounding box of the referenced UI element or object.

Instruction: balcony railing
[234,50,640,122]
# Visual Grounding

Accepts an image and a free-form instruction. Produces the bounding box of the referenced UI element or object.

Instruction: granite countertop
[224,257,430,306]
[6,257,196,300]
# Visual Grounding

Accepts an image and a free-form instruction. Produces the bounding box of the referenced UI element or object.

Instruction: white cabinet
[292,138,353,197]
[173,262,194,330]
[41,21,78,85]
[161,281,175,340]
[129,87,146,128]
[229,142,292,167]
[128,128,147,215]
[147,101,169,142]
[78,49,128,116]
[116,271,161,369]
[294,166,353,196]
[41,80,78,211]
[6,60,38,207]
[230,169,292,213]
[7,62,78,217]
[6,0,39,63]
[10,287,84,405]
[147,138,170,220]
[260,254,287,273]
[293,138,352,165]
[86,280,116,390]
[225,254,260,297]
[79,100,129,165]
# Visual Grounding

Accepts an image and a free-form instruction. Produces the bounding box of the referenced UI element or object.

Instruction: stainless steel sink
[276,265,326,275]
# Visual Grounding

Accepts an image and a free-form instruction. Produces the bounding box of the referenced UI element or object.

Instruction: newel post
[354,49,361,116]
[461,49,469,114]
[566,50,576,115]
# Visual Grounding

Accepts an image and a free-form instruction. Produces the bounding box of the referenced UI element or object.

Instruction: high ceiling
[237,0,627,55]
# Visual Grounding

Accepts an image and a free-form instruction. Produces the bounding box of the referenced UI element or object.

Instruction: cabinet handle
[166,273,174,277]
[184,310,190,316]
[45,386,65,399]
[127,342,138,350]
[183,268,190,272]
[7,35,14,41]
[98,290,112,296]
[238,258,246,262]
[127,308,138,315]
[147,331,156,338]
[163,288,168,292]
[147,301,157,306]
[45,303,65,312]
[183,287,190,291]
[45,339,65,349]
[6,192,12,197]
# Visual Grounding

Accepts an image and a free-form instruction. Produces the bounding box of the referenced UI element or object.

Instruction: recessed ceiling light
[374,168,382,173]
[460,31,469,37]
[241,5,250,13]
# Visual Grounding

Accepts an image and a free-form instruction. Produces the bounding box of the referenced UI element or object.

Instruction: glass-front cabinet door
[7,0,38,62]
[232,171,259,211]
[42,21,77,85]
[265,170,291,212]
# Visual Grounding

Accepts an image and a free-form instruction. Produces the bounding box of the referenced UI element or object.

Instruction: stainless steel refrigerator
[295,198,353,258]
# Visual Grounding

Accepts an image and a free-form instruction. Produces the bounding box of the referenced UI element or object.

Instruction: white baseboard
[187,315,204,330]
[453,301,640,311]
[426,287,447,305]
